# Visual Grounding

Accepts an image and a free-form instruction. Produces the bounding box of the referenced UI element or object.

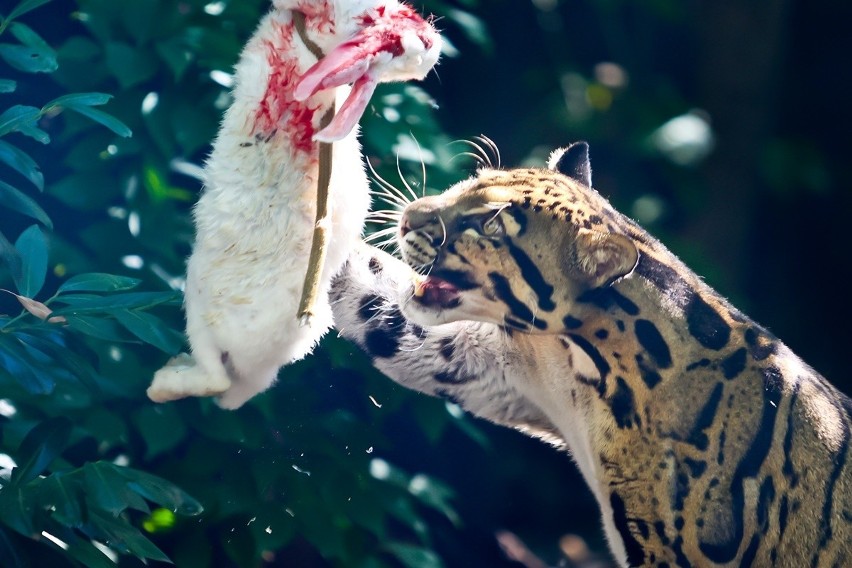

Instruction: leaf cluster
[0,0,494,566]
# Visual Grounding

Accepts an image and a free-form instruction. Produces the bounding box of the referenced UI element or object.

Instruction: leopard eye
[481,214,505,236]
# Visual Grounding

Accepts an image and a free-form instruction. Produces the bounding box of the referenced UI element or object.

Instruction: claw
[413,276,426,298]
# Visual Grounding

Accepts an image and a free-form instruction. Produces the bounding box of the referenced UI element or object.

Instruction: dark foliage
[0,0,849,566]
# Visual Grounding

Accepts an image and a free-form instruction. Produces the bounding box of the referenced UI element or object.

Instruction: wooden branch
[298,106,335,326]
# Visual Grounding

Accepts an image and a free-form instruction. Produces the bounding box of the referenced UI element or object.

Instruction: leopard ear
[573,229,638,288]
[548,141,592,187]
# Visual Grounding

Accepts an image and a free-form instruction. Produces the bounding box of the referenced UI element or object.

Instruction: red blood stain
[379,30,405,57]
[297,0,334,34]
[356,3,435,57]
[254,2,437,154]
[254,20,317,155]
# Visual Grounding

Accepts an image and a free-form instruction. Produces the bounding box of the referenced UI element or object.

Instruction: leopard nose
[399,210,432,236]
[401,203,441,235]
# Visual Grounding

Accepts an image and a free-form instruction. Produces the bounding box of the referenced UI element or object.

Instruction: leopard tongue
[414,276,461,308]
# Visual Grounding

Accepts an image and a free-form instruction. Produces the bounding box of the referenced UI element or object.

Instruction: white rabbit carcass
[148,0,441,408]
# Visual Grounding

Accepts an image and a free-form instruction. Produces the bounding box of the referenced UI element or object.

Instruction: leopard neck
[560,240,764,403]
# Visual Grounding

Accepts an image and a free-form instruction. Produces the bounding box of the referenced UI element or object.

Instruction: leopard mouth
[412,276,461,309]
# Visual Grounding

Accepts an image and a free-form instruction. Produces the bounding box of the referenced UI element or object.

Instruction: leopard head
[398,142,639,333]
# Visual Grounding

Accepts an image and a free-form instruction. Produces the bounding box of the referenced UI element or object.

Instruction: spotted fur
[330,142,851,567]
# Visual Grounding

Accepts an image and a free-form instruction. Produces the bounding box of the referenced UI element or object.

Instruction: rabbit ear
[293,32,382,141]
[314,73,378,141]
[293,39,373,101]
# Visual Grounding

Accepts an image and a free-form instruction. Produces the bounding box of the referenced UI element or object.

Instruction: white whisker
[367,207,402,216]
[408,133,428,197]
[366,211,403,221]
[367,157,413,207]
[396,152,419,203]
[454,151,486,168]
[369,187,409,209]
[365,224,399,235]
[437,215,447,247]
[374,240,397,251]
[422,259,436,277]
[399,338,428,352]
[365,229,399,243]
[475,135,501,169]
[461,138,492,169]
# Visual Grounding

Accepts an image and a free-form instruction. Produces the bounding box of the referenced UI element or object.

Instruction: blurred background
[0,0,849,566]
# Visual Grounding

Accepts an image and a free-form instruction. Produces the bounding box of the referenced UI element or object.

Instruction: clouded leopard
[329,142,851,567]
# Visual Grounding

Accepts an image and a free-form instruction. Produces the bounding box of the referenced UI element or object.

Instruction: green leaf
[384,543,446,568]
[64,314,130,342]
[9,22,50,51]
[0,527,26,568]
[113,466,204,516]
[142,508,176,533]
[144,165,195,202]
[407,474,459,526]
[155,38,193,81]
[34,472,83,528]
[63,535,119,568]
[57,36,100,62]
[51,293,107,304]
[87,508,171,562]
[0,139,44,190]
[83,463,145,516]
[0,334,54,394]
[13,330,100,392]
[113,309,184,354]
[47,172,118,210]
[58,273,141,293]
[7,0,53,21]
[13,224,48,297]
[66,104,131,138]
[0,486,36,538]
[51,291,181,316]
[44,92,112,111]
[170,102,215,156]
[0,230,22,285]
[82,409,127,448]
[133,405,187,460]
[0,43,57,73]
[0,105,48,143]
[13,120,48,143]
[10,417,72,487]
[0,79,16,93]
[0,105,41,137]
[104,42,157,89]
[0,180,51,227]
[54,529,118,568]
